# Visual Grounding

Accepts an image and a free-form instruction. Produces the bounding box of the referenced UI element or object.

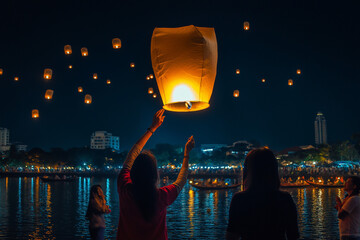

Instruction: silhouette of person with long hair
[335,176,360,240]
[226,147,299,240]
[116,109,195,240]
[86,185,111,240]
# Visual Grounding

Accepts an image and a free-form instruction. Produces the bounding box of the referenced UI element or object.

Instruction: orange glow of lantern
[0,68,3,75]
[288,79,293,86]
[236,69,240,74]
[153,93,157,98]
[68,65,73,69]
[244,21,250,30]
[297,69,301,75]
[148,87,154,94]
[84,94,92,104]
[14,77,19,81]
[78,87,83,93]
[151,25,218,112]
[112,38,121,49]
[44,68,52,79]
[130,62,135,68]
[233,90,239,97]
[106,79,111,85]
[81,47,88,56]
[32,109,39,119]
[149,74,154,79]
[45,89,54,100]
[64,45,72,55]
[146,76,150,80]
[262,78,266,83]
[93,73,98,79]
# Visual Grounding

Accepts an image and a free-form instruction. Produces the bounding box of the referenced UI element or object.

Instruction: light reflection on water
[0,177,343,239]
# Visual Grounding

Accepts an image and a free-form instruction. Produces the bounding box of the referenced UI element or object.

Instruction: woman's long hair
[348,176,360,196]
[243,147,280,192]
[130,150,159,221]
[86,185,108,219]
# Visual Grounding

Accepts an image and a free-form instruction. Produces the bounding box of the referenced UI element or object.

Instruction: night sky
[0,0,359,151]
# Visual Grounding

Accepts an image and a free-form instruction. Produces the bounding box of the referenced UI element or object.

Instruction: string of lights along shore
[0,21,303,120]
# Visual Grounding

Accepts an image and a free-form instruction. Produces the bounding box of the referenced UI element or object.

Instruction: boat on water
[280,182,310,188]
[40,176,77,182]
[306,180,344,188]
[189,181,241,190]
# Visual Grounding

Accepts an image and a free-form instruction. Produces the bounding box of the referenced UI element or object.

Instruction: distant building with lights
[314,112,327,145]
[90,131,120,152]
[0,128,10,152]
[200,144,227,155]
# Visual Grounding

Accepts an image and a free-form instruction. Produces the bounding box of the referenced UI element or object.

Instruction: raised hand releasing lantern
[151,25,218,112]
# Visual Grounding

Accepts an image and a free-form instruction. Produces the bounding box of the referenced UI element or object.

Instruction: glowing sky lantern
[297,69,301,75]
[84,94,92,104]
[236,69,240,74]
[93,73,98,79]
[288,79,293,86]
[81,47,88,56]
[151,25,218,112]
[233,90,239,97]
[146,76,150,80]
[244,21,250,30]
[14,77,19,81]
[153,93,157,98]
[68,65,73,69]
[112,38,121,49]
[45,89,54,100]
[149,74,154,79]
[106,79,111,85]
[32,109,39,119]
[64,45,72,55]
[148,87,154,94]
[262,78,266,83]
[78,87,83,93]
[44,68,52,79]
[0,68,3,75]
[130,62,135,68]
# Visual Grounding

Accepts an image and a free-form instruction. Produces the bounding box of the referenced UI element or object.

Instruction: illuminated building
[314,112,327,145]
[0,127,10,152]
[90,131,120,152]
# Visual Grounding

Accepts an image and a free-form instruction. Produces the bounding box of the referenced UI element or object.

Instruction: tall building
[314,112,327,145]
[90,131,120,152]
[0,128,10,146]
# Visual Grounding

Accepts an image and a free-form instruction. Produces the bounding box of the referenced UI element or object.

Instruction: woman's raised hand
[150,109,165,131]
[184,136,195,156]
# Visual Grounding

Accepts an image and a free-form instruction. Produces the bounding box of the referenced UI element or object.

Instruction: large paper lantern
[44,68,52,79]
[81,47,88,56]
[32,109,39,118]
[85,94,92,104]
[0,68,3,75]
[45,89,54,100]
[112,38,121,49]
[64,45,72,55]
[151,25,218,112]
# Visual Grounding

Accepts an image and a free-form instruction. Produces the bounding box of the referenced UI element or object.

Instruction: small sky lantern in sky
[112,38,121,49]
[68,65,73,69]
[262,78,266,83]
[32,109,39,119]
[151,25,218,112]
[93,73,98,79]
[43,68,52,79]
[153,93,157,98]
[130,62,135,68]
[64,45,72,55]
[14,77,19,81]
[0,68,3,75]
[244,21,250,30]
[81,47,88,56]
[78,87,83,93]
[146,76,150,80]
[106,79,111,85]
[297,69,301,75]
[45,89,54,100]
[288,79,293,86]
[236,69,240,74]
[148,87,154,94]
[149,74,154,79]
[84,94,92,104]
[233,90,239,97]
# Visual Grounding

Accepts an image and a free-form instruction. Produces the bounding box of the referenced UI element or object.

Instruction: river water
[0,177,343,239]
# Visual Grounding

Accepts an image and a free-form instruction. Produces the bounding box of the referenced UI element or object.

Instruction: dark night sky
[0,0,359,151]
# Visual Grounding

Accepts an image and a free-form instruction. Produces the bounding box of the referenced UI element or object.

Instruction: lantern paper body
[78,87,83,93]
[93,73,98,79]
[146,76,150,80]
[288,79,293,86]
[81,47,88,56]
[0,68,3,75]
[149,74,154,79]
[244,21,250,30]
[32,109,39,118]
[64,45,72,55]
[45,89,54,100]
[233,90,239,97]
[297,69,301,75]
[236,69,240,74]
[44,68,52,79]
[153,93,157,98]
[106,79,111,85]
[151,25,218,112]
[85,94,92,104]
[112,38,121,49]
[69,65,73,69]
[130,62,135,68]
[262,78,266,83]
[14,77,19,81]
[148,87,154,94]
